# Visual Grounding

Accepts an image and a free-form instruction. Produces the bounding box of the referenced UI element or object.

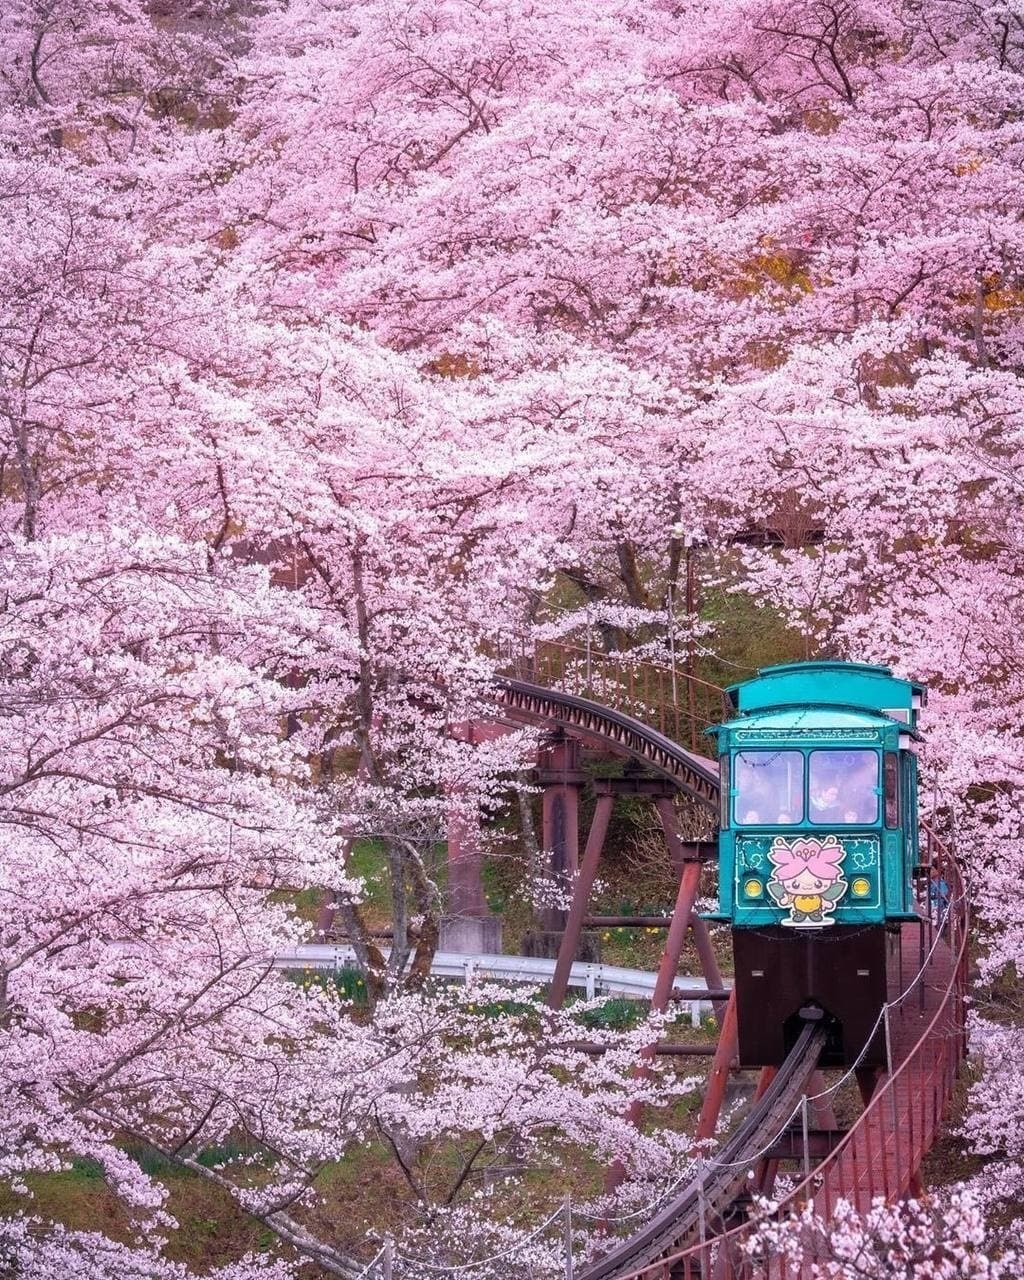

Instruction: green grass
[286,965,370,1004]
[481,856,510,914]
[575,996,648,1030]
[346,838,391,910]
[439,987,653,1032]
[281,885,322,923]
[68,1156,105,1181]
[695,573,806,688]
[269,838,394,926]
[120,1136,274,1178]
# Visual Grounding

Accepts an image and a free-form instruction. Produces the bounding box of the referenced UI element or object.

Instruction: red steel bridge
[488,637,968,1280]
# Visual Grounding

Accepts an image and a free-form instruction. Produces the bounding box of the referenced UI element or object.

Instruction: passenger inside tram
[809,751,878,824]
[734,749,879,825]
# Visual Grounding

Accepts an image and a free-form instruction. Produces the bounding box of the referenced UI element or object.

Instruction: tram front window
[808,750,879,824]
[734,751,803,825]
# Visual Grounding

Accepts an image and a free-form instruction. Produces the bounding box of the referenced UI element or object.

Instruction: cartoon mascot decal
[766,835,848,927]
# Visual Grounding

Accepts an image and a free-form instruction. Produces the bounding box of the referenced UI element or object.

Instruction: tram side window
[734,751,803,825]
[884,753,899,827]
[808,749,879,824]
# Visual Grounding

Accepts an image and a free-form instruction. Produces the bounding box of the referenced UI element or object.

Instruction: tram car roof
[725,659,925,731]
[716,705,917,736]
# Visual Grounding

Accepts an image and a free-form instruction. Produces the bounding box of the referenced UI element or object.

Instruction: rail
[494,676,720,811]
[580,1020,829,1279]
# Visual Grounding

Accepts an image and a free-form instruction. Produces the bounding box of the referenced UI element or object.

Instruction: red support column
[695,990,739,1145]
[446,802,487,917]
[535,731,586,933]
[441,721,503,954]
[650,859,704,1013]
[690,916,727,1023]
[654,797,691,877]
[446,722,487,920]
[808,1070,839,1131]
[548,794,615,1009]
[654,798,727,1021]
[315,892,336,941]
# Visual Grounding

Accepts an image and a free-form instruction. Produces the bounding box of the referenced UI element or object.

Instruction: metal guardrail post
[883,1003,904,1187]
[801,1097,810,1180]
[697,1154,707,1250]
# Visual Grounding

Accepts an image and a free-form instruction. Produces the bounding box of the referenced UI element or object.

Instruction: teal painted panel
[733,725,883,742]
[717,713,904,752]
[731,708,895,730]
[727,664,920,719]
[731,834,882,926]
[883,831,903,912]
[718,833,736,916]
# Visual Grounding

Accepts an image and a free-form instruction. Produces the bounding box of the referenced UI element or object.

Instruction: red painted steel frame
[548,793,615,1008]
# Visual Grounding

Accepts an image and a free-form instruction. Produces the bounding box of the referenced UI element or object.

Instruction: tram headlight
[743,878,763,899]
[851,876,871,898]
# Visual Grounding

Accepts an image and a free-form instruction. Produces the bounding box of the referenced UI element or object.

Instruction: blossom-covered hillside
[0,0,1021,1275]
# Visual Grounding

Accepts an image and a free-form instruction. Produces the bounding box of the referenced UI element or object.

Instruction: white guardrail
[275,946,718,1027]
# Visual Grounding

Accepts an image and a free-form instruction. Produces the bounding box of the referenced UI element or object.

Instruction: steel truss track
[579,1021,829,1279]
[495,677,720,811]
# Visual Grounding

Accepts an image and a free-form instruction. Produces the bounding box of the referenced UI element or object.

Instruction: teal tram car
[710,660,926,1068]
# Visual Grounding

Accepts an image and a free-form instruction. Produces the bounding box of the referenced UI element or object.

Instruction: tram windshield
[734,751,803,825]
[808,749,879,824]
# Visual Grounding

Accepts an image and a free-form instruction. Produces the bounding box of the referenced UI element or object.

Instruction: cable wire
[394,1203,565,1274]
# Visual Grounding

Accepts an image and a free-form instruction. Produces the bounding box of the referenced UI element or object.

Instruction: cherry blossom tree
[0,5,707,1274]
[745,1190,1015,1278]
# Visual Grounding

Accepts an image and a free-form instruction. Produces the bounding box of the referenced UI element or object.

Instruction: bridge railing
[610,823,968,1280]
[492,634,730,753]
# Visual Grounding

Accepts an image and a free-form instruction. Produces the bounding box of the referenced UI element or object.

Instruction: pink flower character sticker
[766,835,848,928]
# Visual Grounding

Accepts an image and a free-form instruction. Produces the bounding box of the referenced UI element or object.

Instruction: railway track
[494,675,720,810]
[579,1018,829,1280]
